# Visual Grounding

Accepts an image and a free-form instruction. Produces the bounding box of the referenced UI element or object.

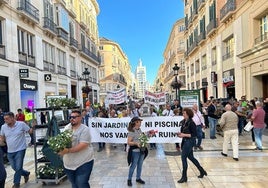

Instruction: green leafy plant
[47,130,72,153]
[138,130,158,148]
[46,97,77,108]
[37,164,65,179]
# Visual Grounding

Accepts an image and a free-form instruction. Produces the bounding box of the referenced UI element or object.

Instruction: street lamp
[81,68,91,103]
[172,63,180,99]
[82,68,90,86]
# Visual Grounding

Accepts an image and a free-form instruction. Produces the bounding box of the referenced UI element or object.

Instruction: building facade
[0,0,100,112]
[160,18,186,102]
[184,0,268,102]
[98,37,132,105]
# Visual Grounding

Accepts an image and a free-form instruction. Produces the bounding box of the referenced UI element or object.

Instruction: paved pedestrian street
[4,129,268,188]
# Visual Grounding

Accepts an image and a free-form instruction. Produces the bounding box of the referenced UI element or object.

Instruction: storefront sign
[222,75,234,83]
[20,79,38,91]
[19,69,29,78]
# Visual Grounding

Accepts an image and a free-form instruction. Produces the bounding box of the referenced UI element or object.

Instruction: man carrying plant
[58,110,94,188]
[0,112,35,188]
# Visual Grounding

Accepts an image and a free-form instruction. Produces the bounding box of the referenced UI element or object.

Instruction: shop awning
[223,81,234,87]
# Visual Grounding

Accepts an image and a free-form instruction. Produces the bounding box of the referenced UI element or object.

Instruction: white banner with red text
[88,116,183,143]
[105,88,127,105]
[144,90,166,106]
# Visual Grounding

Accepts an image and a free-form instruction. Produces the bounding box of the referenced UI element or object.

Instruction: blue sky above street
[97,0,185,84]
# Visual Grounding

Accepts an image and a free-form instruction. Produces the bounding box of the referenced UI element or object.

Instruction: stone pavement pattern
[4,129,268,188]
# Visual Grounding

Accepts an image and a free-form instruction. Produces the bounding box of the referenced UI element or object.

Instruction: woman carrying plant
[58,110,94,188]
[177,108,207,183]
[127,117,147,187]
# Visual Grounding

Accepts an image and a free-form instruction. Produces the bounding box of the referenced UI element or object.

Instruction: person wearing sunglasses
[58,110,94,188]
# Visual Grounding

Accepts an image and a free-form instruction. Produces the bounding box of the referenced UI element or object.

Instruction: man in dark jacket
[207,100,219,139]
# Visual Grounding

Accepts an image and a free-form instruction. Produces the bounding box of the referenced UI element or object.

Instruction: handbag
[244,121,253,132]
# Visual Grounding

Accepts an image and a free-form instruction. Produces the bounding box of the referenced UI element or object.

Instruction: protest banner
[88,116,183,143]
[144,90,166,106]
[105,88,127,105]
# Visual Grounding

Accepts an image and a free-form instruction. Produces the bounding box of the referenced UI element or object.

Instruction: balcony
[18,51,36,67]
[79,45,101,64]
[254,33,268,45]
[188,41,198,55]
[69,37,78,51]
[0,44,5,59]
[17,0,39,24]
[18,51,27,65]
[43,17,57,36]
[27,55,35,67]
[57,65,66,75]
[222,51,234,61]
[66,2,76,18]
[57,27,68,44]
[198,0,205,11]
[206,18,218,37]
[192,9,198,21]
[43,60,55,72]
[220,0,236,23]
[197,31,206,45]
[70,70,77,78]
[79,19,87,30]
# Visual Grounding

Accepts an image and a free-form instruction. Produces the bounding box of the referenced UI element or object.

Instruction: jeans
[196,125,203,147]
[64,159,94,188]
[253,127,265,149]
[7,149,29,184]
[181,138,202,172]
[208,117,217,138]
[238,117,245,134]
[128,151,145,180]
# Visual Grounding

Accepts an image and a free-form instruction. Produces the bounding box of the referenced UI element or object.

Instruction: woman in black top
[177,108,207,183]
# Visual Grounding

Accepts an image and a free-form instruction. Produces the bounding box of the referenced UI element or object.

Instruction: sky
[97,0,185,85]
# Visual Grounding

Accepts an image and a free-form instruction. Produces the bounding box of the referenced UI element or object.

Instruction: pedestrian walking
[58,110,94,188]
[219,104,239,161]
[177,108,207,183]
[192,104,205,150]
[0,112,34,188]
[251,101,266,151]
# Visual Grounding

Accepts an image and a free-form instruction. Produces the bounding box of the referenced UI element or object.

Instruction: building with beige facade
[184,0,268,102]
[98,37,133,105]
[0,0,100,112]
[159,18,186,102]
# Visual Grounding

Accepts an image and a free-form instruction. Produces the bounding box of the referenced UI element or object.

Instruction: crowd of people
[0,95,267,187]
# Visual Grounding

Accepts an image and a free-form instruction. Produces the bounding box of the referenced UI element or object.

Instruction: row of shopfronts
[0,74,98,113]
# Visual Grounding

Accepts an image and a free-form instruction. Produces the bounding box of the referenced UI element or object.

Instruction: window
[222,36,234,61]
[43,41,55,72]
[70,56,76,77]
[179,25,185,32]
[57,48,66,74]
[201,55,207,70]
[17,28,35,65]
[44,0,53,20]
[211,47,217,65]
[195,60,200,73]
[191,63,194,75]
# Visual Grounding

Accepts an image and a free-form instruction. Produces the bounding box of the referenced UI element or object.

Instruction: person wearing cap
[127,117,147,187]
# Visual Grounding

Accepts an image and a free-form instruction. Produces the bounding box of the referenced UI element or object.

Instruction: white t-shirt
[63,123,94,170]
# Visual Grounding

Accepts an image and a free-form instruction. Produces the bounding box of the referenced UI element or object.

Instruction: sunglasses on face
[69,115,80,119]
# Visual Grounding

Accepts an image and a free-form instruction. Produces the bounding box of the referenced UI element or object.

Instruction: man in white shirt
[162,104,174,116]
